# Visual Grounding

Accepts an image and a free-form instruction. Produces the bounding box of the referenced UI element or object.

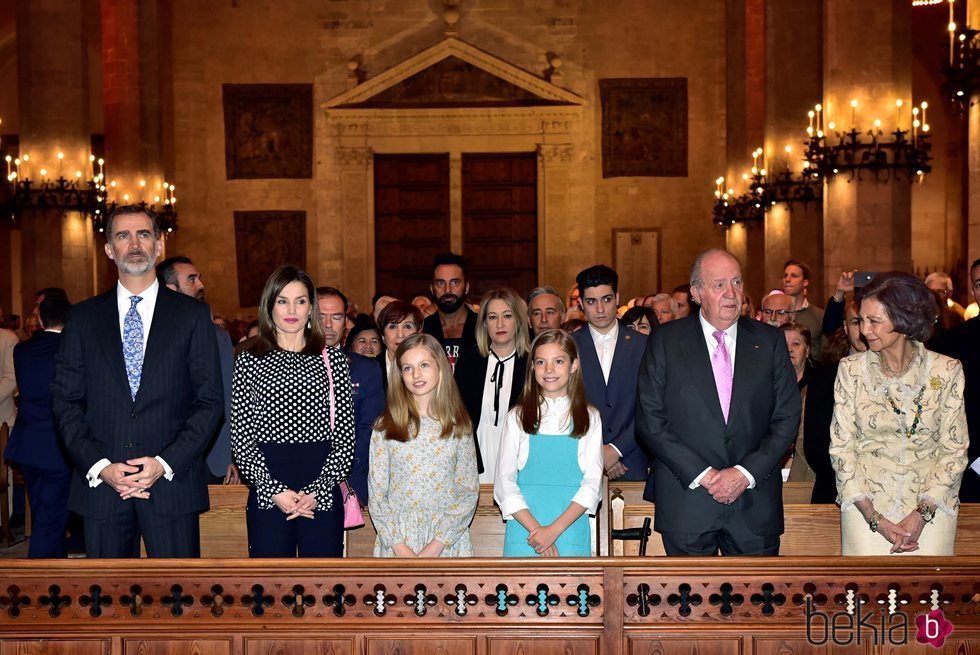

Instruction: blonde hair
[376,333,473,442]
[475,287,530,358]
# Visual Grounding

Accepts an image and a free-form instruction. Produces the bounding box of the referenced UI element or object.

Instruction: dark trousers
[21,464,71,559]
[961,469,980,503]
[246,485,344,558]
[83,499,201,558]
[660,507,780,556]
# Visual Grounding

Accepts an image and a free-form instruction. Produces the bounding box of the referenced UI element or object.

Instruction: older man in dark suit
[4,289,72,557]
[51,206,223,558]
[636,249,800,556]
[571,265,650,481]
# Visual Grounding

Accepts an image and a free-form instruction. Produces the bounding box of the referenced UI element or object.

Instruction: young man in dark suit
[4,289,73,557]
[51,206,223,558]
[571,265,650,481]
[636,249,800,556]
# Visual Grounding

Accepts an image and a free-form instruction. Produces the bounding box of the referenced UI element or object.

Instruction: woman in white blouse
[453,288,530,483]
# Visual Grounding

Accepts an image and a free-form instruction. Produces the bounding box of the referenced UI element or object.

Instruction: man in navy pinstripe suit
[52,206,223,558]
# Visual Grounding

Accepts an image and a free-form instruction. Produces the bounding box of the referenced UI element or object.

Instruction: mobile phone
[854,271,877,287]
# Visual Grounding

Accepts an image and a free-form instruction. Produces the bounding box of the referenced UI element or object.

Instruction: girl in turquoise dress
[494,329,604,557]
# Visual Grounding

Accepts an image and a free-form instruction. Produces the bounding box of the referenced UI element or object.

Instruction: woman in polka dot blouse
[231,266,356,557]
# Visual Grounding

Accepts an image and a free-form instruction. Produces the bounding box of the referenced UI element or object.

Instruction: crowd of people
[1,204,977,559]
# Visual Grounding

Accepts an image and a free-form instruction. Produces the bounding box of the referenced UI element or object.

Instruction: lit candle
[921,101,928,127]
[57,151,64,177]
[808,110,815,131]
[22,153,29,180]
[912,107,920,140]
[815,104,823,132]
[4,155,10,178]
[784,145,793,171]
[850,99,858,130]
[949,0,956,67]
[895,99,903,130]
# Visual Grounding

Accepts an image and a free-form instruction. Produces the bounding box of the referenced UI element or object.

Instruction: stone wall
[166,0,728,317]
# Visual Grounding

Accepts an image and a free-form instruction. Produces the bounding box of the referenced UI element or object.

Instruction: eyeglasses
[761,309,795,317]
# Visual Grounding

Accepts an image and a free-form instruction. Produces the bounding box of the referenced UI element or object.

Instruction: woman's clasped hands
[272,489,317,520]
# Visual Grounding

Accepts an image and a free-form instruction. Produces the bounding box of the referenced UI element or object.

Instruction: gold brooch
[930,376,942,391]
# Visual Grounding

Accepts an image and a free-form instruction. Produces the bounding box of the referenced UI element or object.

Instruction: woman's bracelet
[868,511,883,533]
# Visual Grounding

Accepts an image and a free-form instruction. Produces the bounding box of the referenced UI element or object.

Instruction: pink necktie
[711,330,733,423]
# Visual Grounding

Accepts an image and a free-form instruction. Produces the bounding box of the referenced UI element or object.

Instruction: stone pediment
[325,38,585,110]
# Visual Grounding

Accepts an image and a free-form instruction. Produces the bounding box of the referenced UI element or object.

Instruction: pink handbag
[323,348,364,530]
[339,480,365,529]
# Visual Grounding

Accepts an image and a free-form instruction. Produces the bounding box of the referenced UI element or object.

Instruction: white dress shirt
[690,312,755,490]
[476,349,516,484]
[494,397,604,520]
[588,321,619,384]
[88,279,174,487]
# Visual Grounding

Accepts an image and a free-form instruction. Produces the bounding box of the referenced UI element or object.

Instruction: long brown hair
[245,265,325,358]
[517,329,591,438]
[376,333,473,441]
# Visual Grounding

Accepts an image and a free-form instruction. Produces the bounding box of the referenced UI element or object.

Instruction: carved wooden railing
[1,557,979,654]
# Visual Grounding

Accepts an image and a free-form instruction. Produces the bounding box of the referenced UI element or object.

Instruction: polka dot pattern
[231,347,356,510]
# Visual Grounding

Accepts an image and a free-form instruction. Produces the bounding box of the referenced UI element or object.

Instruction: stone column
[764,0,823,297]
[16,0,95,306]
[336,147,373,306]
[537,144,574,288]
[100,0,165,208]
[725,0,767,301]
[822,0,913,297]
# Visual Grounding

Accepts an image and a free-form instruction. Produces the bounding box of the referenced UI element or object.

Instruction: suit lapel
[139,289,176,403]
[94,289,130,394]
[680,315,727,426]
[576,330,605,390]
[608,326,632,385]
[728,317,760,427]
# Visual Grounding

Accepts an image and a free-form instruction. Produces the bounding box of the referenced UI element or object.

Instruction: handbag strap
[321,347,336,432]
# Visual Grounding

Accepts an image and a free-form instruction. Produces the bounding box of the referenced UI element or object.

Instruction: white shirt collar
[698,311,738,344]
[588,319,619,343]
[117,278,160,305]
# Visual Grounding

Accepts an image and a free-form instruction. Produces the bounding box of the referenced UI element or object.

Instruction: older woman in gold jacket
[830,272,968,556]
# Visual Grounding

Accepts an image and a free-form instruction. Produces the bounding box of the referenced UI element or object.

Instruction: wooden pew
[205,481,980,558]
[203,484,511,558]
[204,484,603,558]
[608,480,980,556]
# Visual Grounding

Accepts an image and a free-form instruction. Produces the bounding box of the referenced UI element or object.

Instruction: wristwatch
[916,501,936,523]
[868,511,883,533]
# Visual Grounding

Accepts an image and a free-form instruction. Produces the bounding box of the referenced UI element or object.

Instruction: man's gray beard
[118,257,155,277]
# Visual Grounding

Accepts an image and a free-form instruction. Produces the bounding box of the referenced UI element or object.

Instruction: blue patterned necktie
[123,295,144,400]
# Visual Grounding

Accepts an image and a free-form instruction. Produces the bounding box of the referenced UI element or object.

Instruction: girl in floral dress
[368,333,479,557]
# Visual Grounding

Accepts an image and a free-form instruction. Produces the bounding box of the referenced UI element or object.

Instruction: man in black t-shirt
[421,252,478,372]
